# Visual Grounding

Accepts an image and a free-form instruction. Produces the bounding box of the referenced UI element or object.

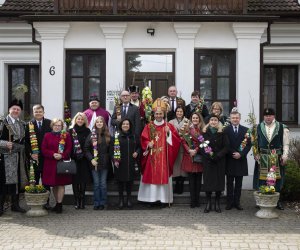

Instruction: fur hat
[263,108,275,116]
[128,85,139,93]
[9,99,23,110]
[89,94,100,103]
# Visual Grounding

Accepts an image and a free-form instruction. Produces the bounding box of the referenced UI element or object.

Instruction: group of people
[0,85,289,216]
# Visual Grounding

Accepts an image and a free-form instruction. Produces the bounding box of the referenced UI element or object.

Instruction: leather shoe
[93,206,99,210]
[43,203,52,210]
[225,204,233,210]
[11,205,26,213]
[276,201,284,210]
[234,204,244,210]
[99,205,105,210]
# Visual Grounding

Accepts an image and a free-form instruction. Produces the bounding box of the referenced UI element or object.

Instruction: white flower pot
[253,191,280,219]
[24,191,50,217]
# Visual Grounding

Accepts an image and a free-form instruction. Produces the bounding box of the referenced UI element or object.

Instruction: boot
[178,178,185,195]
[118,196,124,209]
[51,203,58,212]
[126,195,132,208]
[11,194,26,213]
[189,174,196,208]
[56,202,63,214]
[80,184,86,209]
[72,184,80,209]
[215,192,221,213]
[0,195,5,216]
[276,200,284,210]
[204,193,211,213]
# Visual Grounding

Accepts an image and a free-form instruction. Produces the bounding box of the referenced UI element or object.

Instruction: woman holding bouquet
[181,112,205,208]
[42,118,72,213]
[110,119,140,209]
[200,114,229,213]
[84,116,110,210]
[69,112,91,209]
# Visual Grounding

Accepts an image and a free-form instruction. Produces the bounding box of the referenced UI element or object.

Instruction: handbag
[193,153,202,163]
[57,159,77,175]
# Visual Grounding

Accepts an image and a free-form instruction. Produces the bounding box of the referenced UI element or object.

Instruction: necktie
[234,126,238,134]
[171,99,175,112]
[38,121,42,130]
[123,105,127,116]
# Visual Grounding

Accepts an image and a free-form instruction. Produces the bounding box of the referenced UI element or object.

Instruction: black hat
[207,114,220,121]
[128,85,139,93]
[263,108,275,116]
[9,99,23,110]
[89,94,100,103]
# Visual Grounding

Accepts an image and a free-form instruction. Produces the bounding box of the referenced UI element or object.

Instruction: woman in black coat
[69,112,91,209]
[200,114,229,213]
[110,118,140,209]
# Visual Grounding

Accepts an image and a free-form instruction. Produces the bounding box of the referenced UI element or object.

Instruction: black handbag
[193,153,202,163]
[57,159,77,175]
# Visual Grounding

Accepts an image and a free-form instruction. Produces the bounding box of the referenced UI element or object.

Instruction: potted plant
[253,165,280,219]
[24,161,49,217]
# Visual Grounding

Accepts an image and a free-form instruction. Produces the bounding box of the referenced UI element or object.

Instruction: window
[66,50,106,117]
[126,52,175,100]
[263,65,298,124]
[8,65,40,120]
[194,50,236,116]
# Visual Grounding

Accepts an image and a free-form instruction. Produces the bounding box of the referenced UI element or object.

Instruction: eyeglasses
[121,95,130,97]
[53,124,62,127]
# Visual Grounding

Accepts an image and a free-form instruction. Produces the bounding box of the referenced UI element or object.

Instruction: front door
[126,52,175,99]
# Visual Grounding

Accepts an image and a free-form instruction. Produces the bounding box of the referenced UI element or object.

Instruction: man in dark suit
[166,86,186,121]
[25,104,52,207]
[224,110,251,210]
[111,90,141,136]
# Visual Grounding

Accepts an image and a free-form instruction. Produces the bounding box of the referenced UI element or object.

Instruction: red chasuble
[141,121,181,185]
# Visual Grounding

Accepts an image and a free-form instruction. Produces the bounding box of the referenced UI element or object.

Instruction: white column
[33,22,70,119]
[174,23,201,101]
[232,22,267,189]
[232,23,267,123]
[100,23,127,92]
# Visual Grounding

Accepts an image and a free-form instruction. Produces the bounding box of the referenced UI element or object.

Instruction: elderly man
[0,99,27,216]
[84,95,111,130]
[138,98,181,206]
[167,86,185,121]
[253,108,289,210]
[111,90,141,136]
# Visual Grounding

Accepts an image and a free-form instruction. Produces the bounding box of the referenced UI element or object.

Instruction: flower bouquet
[198,135,213,157]
[142,86,153,123]
[64,101,72,128]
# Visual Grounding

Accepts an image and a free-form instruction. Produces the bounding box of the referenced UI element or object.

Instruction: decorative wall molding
[174,23,201,40]
[99,23,127,39]
[34,22,70,40]
[232,22,268,39]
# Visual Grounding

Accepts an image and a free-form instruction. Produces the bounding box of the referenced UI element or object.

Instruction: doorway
[126,52,175,99]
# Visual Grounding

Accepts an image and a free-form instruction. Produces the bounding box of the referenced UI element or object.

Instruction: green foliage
[281,160,300,201]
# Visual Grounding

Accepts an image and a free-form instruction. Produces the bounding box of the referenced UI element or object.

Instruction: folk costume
[84,95,111,130]
[253,108,289,209]
[138,99,181,204]
[0,99,27,215]
[224,123,251,210]
[129,85,146,127]
[181,125,204,208]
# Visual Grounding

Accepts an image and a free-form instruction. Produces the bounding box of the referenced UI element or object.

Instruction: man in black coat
[25,104,52,208]
[224,110,251,210]
[111,90,141,137]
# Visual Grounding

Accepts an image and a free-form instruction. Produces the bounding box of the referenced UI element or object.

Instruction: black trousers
[188,172,202,205]
[118,181,133,197]
[226,175,243,205]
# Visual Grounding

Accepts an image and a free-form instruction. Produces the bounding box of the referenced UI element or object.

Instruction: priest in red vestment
[138,98,181,204]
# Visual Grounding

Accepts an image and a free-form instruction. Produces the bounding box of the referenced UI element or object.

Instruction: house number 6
[49,66,55,76]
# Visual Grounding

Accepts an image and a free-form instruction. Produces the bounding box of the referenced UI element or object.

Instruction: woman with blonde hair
[69,112,91,209]
[200,114,229,213]
[206,102,228,125]
[84,116,110,210]
[42,118,72,213]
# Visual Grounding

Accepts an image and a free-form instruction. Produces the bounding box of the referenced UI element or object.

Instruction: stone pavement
[0,190,299,250]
